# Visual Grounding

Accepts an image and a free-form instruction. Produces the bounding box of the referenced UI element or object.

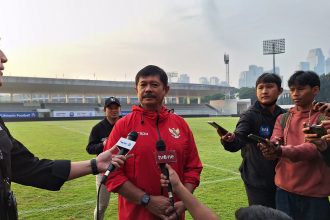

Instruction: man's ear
[164,85,170,95]
[279,87,283,95]
[312,86,320,96]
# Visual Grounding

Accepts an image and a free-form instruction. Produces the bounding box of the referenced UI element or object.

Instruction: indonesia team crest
[169,128,180,139]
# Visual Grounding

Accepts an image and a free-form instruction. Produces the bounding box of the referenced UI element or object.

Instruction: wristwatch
[140,193,151,206]
[90,158,99,175]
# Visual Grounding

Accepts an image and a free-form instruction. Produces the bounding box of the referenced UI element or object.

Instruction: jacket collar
[132,105,170,122]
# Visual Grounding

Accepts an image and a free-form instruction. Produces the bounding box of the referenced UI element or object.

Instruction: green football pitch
[8,117,247,220]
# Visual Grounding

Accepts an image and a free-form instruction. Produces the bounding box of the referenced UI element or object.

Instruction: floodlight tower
[224,53,229,85]
[263,39,285,74]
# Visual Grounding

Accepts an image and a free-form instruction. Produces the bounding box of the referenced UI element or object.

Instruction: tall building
[239,71,248,88]
[307,48,325,75]
[297,62,310,71]
[177,74,190,83]
[325,57,330,74]
[265,67,280,75]
[209,76,220,85]
[238,65,264,88]
[198,77,209,84]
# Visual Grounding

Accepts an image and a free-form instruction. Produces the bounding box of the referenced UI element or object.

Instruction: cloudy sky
[0,0,329,87]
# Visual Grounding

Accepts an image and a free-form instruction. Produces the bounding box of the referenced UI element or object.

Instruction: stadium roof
[1,76,235,97]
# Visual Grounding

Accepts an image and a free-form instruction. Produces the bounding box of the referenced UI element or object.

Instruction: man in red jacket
[103,65,203,220]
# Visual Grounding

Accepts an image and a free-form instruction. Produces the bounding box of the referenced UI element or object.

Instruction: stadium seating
[0,102,219,118]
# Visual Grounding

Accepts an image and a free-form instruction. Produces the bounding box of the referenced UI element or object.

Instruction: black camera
[305,124,327,138]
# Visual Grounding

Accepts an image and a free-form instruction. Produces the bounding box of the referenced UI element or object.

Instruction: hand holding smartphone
[207,121,229,136]
[303,124,327,138]
[247,134,269,144]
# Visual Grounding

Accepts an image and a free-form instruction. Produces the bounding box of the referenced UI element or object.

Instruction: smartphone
[207,121,228,136]
[304,124,327,138]
[247,134,268,144]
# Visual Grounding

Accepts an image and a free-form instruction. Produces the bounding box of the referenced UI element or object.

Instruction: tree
[237,87,257,103]
[318,73,330,102]
[201,93,225,103]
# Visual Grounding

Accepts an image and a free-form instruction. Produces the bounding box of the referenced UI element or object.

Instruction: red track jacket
[104,105,203,220]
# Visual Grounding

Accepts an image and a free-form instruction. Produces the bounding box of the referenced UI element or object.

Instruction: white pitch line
[200,176,241,185]
[18,175,240,216]
[203,163,240,175]
[19,200,95,215]
[51,124,90,136]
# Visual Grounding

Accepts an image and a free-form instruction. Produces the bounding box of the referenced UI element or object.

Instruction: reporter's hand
[102,138,108,146]
[96,145,132,172]
[258,140,281,160]
[321,120,330,138]
[164,201,185,220]
[160,164,182,192]
[312,101,330,116]
[221,132,235,142]
[145,195,171,219]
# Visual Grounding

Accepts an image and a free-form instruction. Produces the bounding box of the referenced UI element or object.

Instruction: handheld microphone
[101,131,138,184]
[156,139,174,206]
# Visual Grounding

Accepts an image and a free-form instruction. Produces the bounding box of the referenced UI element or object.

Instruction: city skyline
[1,0,330,87]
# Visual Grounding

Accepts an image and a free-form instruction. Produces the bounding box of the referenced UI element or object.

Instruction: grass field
[8,117,248,220]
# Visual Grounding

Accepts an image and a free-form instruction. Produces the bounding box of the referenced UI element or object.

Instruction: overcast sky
[1,0,329,87]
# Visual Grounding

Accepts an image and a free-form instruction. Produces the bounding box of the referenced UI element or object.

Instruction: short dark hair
[288,70,320,88]
[255,73,282,89]
[135,65,168,87]
[235,205,292,220]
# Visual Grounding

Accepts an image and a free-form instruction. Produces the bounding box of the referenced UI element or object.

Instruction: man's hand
[258,140,282,160]
[96,145,131,172]
[221,132,235,142]
[145,195,171,219]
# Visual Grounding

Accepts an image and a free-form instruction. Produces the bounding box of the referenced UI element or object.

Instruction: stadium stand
[0,102,39,112]
[166,104,219,116]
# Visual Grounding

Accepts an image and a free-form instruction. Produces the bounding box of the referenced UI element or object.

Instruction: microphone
[101,131,138,184]
[156,139,174,206]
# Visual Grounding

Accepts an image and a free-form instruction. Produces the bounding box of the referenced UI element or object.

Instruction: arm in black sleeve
[11,138,71,191]
[221,112,253,152]
[86,126,104,155]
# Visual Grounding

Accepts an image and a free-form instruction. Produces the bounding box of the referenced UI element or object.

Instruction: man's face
[104,104,120,120]
[289,84,319,108]
[0,49,8,87]
[256,83,282,106]
[135,75,169,109]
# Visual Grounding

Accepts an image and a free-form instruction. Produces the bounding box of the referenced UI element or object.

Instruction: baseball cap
[104,97,121,107]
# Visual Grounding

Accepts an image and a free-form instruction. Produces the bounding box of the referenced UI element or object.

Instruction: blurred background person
[86,97,121,220]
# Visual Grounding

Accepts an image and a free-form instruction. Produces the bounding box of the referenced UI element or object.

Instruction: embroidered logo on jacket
[138,131,149,136]
[169,128,180,139]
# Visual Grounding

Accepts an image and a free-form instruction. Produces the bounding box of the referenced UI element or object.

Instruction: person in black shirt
[87,96,121,220]
[218,73,285,208]
[0,48,128,219]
